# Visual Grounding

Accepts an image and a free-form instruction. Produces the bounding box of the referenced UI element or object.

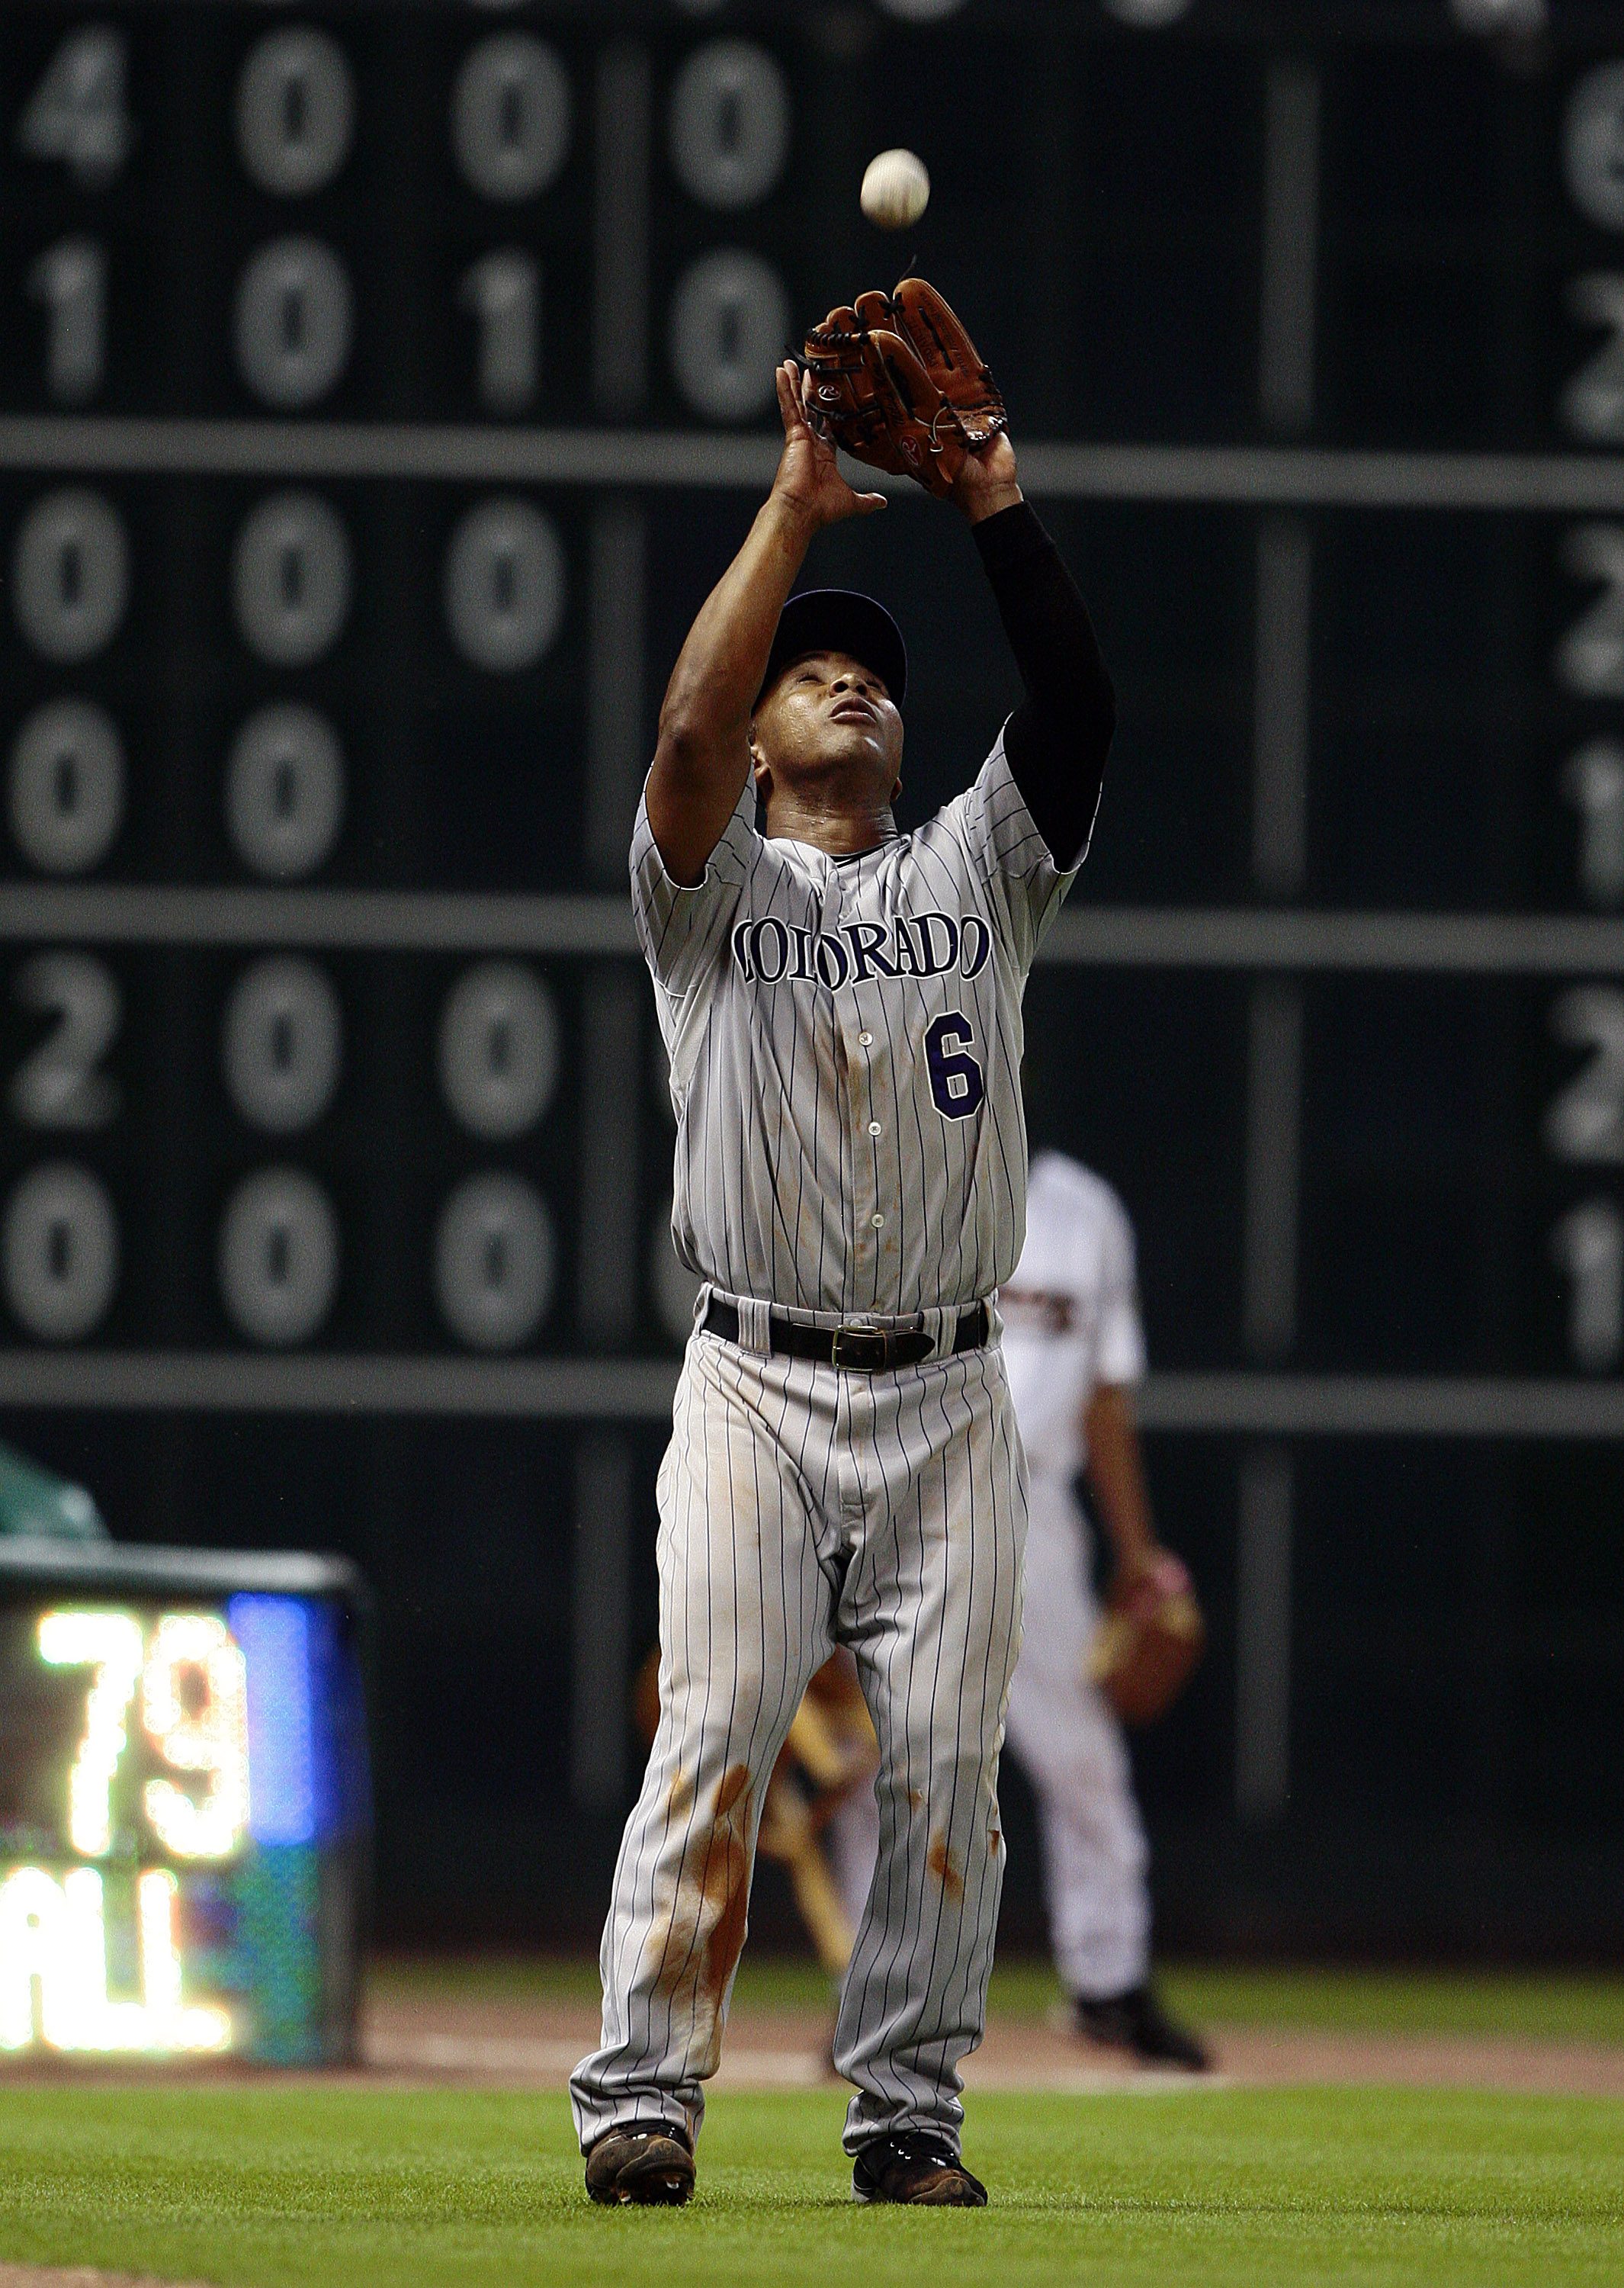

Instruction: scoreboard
[2,1,1623,1951]
[0,1538,369,2062]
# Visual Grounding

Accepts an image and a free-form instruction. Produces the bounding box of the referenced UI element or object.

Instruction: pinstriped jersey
[631,734,1083,1318]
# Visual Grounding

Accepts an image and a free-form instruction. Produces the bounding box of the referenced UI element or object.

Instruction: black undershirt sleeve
[970,498,1115,869]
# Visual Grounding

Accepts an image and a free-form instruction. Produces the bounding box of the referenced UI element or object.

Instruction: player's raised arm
[800,276,1115,872]
[644,362,884,886]
[955,456,1117,873]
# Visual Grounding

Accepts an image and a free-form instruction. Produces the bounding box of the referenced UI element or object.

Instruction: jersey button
[871,1212,884,1228]
[868,1120,882,1136]
[858,1031,873,1047]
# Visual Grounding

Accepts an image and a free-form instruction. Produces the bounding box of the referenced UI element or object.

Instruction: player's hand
[1114,1546,1194,1618]
[948,429,1022,525]
[770,360,887,532]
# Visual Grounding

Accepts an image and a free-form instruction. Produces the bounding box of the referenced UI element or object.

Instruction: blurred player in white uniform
[1000,1149,1206,2064]
[828,1149,1208,2067]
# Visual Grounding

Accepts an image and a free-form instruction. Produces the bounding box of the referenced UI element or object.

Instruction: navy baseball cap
[756,589,907,710]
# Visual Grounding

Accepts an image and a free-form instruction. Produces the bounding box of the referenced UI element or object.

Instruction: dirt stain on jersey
[926,1833,964,1901]
[642,1762,753,2076]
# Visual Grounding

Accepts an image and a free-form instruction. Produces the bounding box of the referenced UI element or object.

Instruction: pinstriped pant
[826,1474,1153,2000]
[569,1322,1029,2158]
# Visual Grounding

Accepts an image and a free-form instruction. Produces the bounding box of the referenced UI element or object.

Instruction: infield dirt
[358,1964,1624,2097]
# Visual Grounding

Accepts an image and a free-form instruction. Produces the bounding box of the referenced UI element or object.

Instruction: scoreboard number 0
[435,1172,554,1350]
[235,238,354,410]
[223,957,343,1135]
[1,1162,118,1342]
[8,699,125,875]
[232,493,351,665]
[444,497,565,670]
[667,41,789,210]
[236,27,355,198]
[438,962,558,1139]
[218,1167,340,1346]
[225,704,345,879]
[451,34,571,202]
[11,490,128,665]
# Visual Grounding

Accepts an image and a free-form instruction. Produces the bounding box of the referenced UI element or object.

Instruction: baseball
[861,148,929,231]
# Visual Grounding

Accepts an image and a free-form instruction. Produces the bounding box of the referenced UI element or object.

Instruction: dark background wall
[2,0,1622,1959]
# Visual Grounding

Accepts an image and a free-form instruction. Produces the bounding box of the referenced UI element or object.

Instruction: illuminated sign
[0,1552,370,2065]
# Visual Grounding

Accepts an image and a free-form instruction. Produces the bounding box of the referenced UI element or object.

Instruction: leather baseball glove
[801,278,1007,499]
[1087,1551,1206,1726]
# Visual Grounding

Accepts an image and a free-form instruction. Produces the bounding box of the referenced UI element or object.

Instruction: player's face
[750,651,903,808]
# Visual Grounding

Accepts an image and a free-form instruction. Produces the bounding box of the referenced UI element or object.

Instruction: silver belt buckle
[830,1322,889,1371]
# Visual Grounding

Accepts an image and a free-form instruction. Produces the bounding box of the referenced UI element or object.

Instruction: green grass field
[1,2081,1621,2288]
[3,1965,1622,2287]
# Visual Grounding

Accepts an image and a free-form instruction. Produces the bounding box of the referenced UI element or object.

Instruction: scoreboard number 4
[16,27,133,190]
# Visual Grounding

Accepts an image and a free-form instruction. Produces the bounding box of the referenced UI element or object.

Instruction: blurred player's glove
[801,278,1007,500]
[1087,1552,1206,1726]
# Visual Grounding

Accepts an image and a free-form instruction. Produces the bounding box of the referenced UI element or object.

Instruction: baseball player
[980,1152,1207,2064]
[820,1155,1207,2068]
[570,281,1115,2207]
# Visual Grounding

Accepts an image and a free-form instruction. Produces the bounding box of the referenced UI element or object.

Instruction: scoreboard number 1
[27,238,106,405]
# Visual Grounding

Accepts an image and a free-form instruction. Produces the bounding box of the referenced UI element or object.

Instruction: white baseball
[860,149,929,231]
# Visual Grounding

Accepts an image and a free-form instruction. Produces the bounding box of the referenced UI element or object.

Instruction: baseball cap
[756,590,907,710]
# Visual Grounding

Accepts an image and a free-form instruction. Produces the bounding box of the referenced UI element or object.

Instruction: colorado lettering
[730,911,990,987]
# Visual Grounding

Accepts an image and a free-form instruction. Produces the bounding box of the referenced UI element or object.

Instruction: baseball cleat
[583,2123,696,2206]
[851,2129,988,2206]
[1074,1981,1211,2071]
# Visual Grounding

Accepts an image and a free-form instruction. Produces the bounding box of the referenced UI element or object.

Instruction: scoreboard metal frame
[2,2,1622,1906]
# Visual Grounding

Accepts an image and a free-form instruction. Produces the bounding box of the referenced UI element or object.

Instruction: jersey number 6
[924,1011,985,1120]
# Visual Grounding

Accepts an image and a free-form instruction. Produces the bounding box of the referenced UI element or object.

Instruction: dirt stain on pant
[642,1763,754,2075]
[926,1832,964,1901]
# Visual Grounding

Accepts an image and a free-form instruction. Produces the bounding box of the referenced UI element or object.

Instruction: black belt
[701,1297,989,1371]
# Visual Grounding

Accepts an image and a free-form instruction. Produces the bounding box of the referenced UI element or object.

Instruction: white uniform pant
[570,1323,1028,2156]
[828,1471,1150,2001]
[1003,1474,1151,1999]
